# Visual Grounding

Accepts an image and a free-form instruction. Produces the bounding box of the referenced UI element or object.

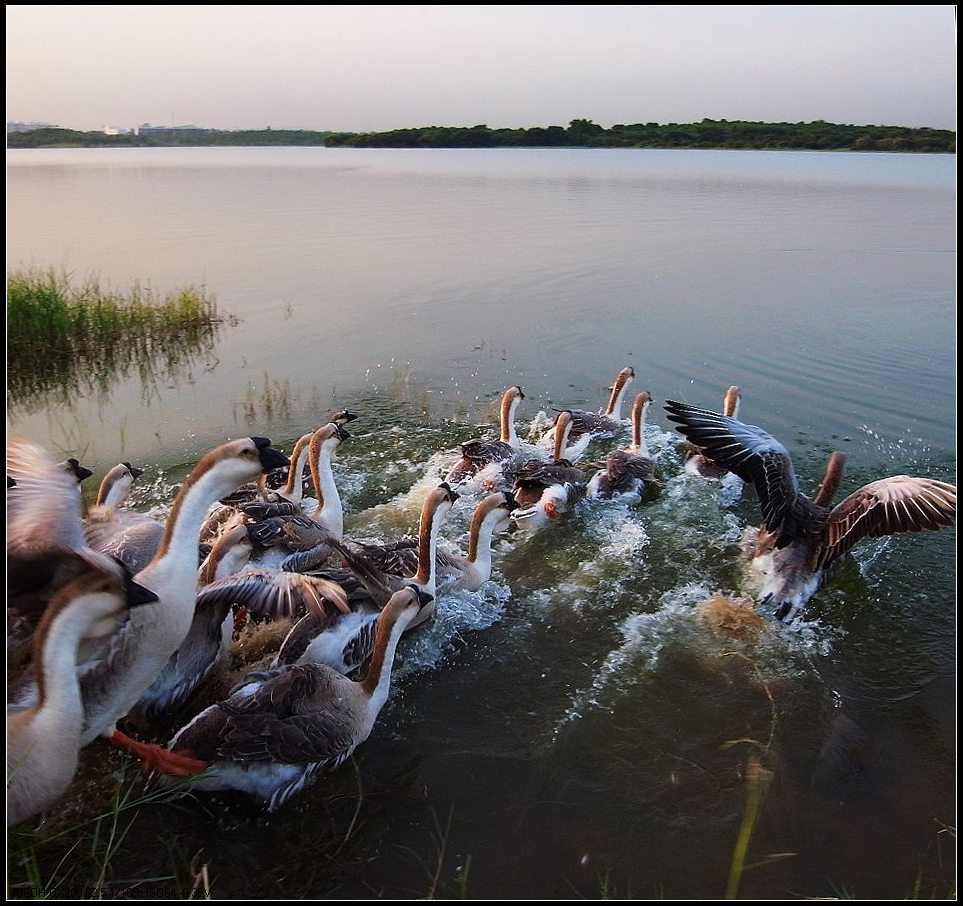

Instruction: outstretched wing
[664,401,799,543]
[818,476,956,569]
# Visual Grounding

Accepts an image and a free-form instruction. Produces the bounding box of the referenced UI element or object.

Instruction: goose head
[551,410,575,461]
[604,366,636,418]
[723,385,742,419]
[511,483,570,528]
[187,437,290,500]
[63,458,94,484]
[96,461,144,508]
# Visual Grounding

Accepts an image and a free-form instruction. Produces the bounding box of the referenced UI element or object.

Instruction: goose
[663,400,957,621]
[243,422,351,569]
[684,385,742,479]
[7,439,103,667]
[446,386,525,486]
[7,553,158,826]
[85,462,167,576]
[510,411,588,527]
[10,436,291,774]
[587,391,657,502]
[332,488,516,601]
[94,461,144,509]
[322,483,459,629]
[132,522,351,720]
[220,409,358,508]
[218,431,313,510]
[538,366,635,458]
[163,586,433,811]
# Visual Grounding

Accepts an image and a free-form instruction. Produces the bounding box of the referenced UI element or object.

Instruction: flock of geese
[6,366,957,824]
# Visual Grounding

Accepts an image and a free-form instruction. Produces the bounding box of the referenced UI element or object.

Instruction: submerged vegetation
[6,119,954,152]
[7,268,232,414]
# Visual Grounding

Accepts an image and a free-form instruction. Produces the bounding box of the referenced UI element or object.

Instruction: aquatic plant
[7,267,231,414]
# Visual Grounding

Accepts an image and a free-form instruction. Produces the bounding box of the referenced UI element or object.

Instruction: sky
[5,5,957,133]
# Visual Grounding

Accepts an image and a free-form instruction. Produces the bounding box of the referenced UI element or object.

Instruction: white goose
[11,436,291,774]
[588,390,657,502]
[446,386,526,486]
[538,366,635,459]
[7,552,158,826]
[664,400,957,621]
[163,586,433,811]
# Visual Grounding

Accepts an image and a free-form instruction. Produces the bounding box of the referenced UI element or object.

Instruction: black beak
[406,584,435,609]
[67,459,94,482]
[124,462,145,480]
[337,409,360,423]
[123,572,159,608]
[7,476,16,488]
[502,491,519,511]
[251,437,290,472]
[335,424,352,442]
[439,482,460,503]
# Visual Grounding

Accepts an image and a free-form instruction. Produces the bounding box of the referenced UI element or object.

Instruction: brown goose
[219,409,358,508]
[510,410,588,527]
[664,400,957,621]
[85,462,167,576]
[588,391,657,501]
[539,366,635,459]
[7,553,158,826]
[684,385,741,479]
[243,422,351,569]
[164,586,433,811]
[323,483,459,629]
[446,386,525,485]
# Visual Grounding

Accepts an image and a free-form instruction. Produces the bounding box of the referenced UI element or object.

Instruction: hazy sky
[6,5,957,132]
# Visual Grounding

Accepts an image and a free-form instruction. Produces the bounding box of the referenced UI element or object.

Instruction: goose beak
[67,459,94,482]
[332,409,359,424]
[251,437,290,472]
[124,462,145,480]
[510,504,539,522]
[125,577,159,608]
[405,583,435,610]
[439,482,460,504]
[502,491,519,512]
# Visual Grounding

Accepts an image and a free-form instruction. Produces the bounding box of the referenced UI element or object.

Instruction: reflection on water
[7,323,226,416]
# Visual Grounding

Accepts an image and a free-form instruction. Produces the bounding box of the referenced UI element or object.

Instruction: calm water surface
[6,148,955,899]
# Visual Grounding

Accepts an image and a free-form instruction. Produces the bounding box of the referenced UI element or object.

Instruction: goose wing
[664,401,799,542]
[196,569,351,620]
[173,665,354,765]
[818,476,956,569]
[7,436,86,556]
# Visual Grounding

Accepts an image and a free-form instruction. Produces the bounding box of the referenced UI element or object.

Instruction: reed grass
[7,267,230,413]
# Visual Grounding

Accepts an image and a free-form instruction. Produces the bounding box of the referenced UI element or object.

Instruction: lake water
[6,148,956,898]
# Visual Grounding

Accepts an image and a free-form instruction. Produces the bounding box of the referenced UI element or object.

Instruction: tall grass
[7,267,231,413]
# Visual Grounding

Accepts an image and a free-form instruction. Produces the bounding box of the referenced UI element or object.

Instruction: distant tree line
[326,118,954,152]
[7,119,954,152]
[6,128,332,148]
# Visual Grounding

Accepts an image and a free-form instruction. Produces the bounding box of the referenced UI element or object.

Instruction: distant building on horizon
[137,122,207,136]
